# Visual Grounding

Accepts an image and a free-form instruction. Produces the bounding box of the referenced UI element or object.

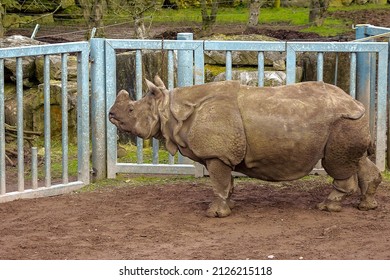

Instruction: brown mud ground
[1,175,390,260]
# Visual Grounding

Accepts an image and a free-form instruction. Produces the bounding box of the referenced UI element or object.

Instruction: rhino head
[109,76,169,139]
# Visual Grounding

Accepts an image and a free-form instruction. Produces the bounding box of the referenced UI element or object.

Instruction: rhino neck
[158,92,179,156]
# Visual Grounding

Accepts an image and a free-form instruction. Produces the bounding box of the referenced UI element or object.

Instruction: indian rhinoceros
[109,76,381,217]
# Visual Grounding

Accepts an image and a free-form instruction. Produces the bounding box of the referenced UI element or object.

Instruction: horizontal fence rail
[0,42,90,202]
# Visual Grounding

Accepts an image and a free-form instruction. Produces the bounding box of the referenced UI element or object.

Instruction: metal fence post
[177,33,194,87]
[355,25,371,127]
[177,33,194,165]
[90,38,107,181]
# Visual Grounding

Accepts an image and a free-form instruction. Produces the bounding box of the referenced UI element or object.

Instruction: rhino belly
[236,113,330,181]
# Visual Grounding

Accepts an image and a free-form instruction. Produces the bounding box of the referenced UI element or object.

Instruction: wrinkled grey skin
[109,76,381,217]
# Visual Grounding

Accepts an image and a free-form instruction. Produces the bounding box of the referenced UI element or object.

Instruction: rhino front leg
[205,159,234,218]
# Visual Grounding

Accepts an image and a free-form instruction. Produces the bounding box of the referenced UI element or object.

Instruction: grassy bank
[145,4,389,37]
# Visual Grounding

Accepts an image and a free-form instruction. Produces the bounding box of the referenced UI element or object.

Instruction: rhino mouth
[109,114,126,131]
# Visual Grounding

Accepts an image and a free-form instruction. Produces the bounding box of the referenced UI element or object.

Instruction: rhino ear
[145,78,163,99]
[154,75,166,89]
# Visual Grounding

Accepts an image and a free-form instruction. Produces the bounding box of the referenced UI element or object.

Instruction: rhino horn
[116,89,131,101]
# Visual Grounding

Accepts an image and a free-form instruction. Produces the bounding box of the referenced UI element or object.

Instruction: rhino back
[236,81,365,180]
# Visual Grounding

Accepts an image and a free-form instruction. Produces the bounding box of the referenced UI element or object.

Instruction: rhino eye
[128,103,134,113]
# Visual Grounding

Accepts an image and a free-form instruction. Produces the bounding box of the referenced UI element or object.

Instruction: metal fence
[0,42,90,202]
[100,25,389,179]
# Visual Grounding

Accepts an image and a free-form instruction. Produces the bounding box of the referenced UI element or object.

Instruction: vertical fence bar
[167,50,175,165]
[388,39,390,170]
[43,55,51,188]
[135,50,143,164]
[0,59,5,194]
[31,147,38,189]
[286,44,296,85]
[194,43,204,85]
[177,33,194,164]
[177,33,194,87]
[317,52,324,81]
[16,57,24,192]
[105,42,117,178]
[258,52,264,87]
[377,48,388,172]
[77,48,90,184]
[152,138,159,164]
[355,25,371,122]
[349,52,357,99]
[225,51,232,81]
[334,53,339,86]
[369,52,377,138]
[90,38,107,181]
[61,53,69,184]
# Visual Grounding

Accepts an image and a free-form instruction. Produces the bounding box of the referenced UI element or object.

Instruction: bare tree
[201,0,219,35]
[106,0,158,39]
[79,0,105,38]
[248,0,261,28]
[309,0,330,26]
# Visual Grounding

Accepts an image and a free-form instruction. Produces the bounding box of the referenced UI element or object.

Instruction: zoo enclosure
[0,24,389,202]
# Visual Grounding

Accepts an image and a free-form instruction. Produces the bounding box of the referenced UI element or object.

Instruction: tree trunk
[248,0,261,28]
[201,0,219,35]
[134,15,146,39]
[92,0,105,37]
[79,0,105,38]
[309,0,330,26]
[274,0,281,8]
[0,4,5,38]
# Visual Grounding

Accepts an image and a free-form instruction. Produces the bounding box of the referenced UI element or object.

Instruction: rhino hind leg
[357,157,381,211]
[318,117,375,212]
[205,159,235,218]
[317,174,358,212]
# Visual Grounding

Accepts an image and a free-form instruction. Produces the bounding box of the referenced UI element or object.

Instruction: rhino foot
[358,195,378,211]
[206,199,232,218]
[317,200,342,212]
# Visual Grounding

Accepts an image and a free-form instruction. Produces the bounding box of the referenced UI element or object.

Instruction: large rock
[35,55,78,83]
[4,85,37,131]
[203,34,285,68]
[212,68,303,87]
[0,35,47,87]
[32,81,78,139]
[116,50,176,101]
[298,52,350,93]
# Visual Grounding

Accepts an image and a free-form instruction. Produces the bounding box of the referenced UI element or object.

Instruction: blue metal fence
[0,24,389,202]
[0,42,90,202]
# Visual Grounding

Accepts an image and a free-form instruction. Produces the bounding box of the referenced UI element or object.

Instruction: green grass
[302,18,350,37]
[26,138,79,180]
[118,142,177,164]
[145,4,389,37]
[258,7,308,25]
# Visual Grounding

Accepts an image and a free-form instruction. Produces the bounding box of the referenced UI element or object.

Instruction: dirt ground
[0,175,389,260]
